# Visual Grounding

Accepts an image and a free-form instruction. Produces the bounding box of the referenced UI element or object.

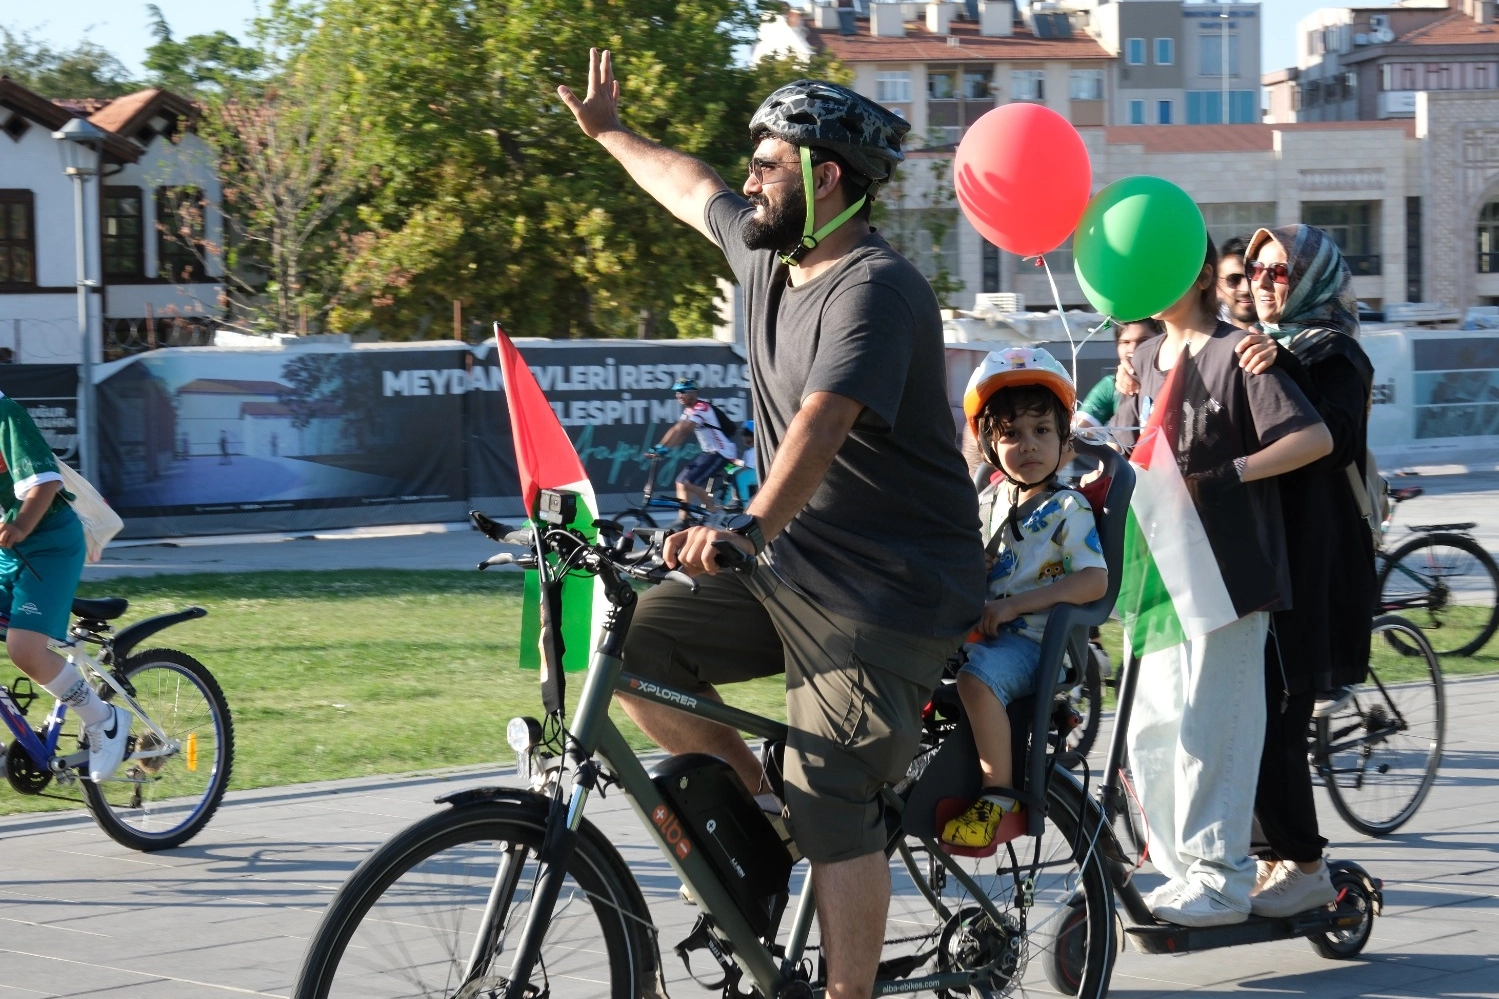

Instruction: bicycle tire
[82,648,234,852]
[1065,654,1103,760]
[1317,615,1444,837]
[295,796,653,999]
[886,769,1116,999]
[1378,532,1499,656]
[614,507,657,538]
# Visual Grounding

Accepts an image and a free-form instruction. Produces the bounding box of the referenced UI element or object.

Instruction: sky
[7,0,1404,83]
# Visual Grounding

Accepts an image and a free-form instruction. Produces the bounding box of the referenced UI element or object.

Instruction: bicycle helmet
[749,80,909,265]
[749,80,908,190]
[963,348,1076,498]
[742,419,755,434]
[671,378,698,393]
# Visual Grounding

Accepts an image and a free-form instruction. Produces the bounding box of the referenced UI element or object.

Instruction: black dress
[1256,329,1376,863]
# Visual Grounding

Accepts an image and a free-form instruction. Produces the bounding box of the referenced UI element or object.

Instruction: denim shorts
[960,630,1044,707]
[675,451,726,488]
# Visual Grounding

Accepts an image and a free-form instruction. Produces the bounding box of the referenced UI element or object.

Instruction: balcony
[1344,254,1383,276]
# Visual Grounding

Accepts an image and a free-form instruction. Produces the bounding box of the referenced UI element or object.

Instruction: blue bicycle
[0,597,234,851]
[614,449,753,535]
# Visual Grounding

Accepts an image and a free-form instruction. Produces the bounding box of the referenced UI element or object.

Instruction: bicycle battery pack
[650,754,793,936]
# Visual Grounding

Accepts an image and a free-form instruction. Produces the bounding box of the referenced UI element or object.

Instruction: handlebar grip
[711,540,755,572]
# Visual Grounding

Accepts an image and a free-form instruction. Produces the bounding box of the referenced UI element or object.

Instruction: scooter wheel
[1308,865,1378,959]
[1040,898,1090,994]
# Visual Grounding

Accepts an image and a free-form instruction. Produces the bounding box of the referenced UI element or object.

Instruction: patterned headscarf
[1247,225,1359,345]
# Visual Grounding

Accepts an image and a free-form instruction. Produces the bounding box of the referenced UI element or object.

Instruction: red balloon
[953,104,1092,257]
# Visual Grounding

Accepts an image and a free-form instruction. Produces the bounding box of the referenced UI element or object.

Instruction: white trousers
[1125,612,1267,911]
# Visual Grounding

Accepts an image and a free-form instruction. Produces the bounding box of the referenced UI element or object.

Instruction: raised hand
[558,47,623,139]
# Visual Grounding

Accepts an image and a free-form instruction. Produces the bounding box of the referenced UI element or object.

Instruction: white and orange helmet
[962,347,1076,443]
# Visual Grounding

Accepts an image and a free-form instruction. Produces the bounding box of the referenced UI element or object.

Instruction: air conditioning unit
[1354,32,1371,46]
[1369,14,1390,31]
[1375,27,1395,43]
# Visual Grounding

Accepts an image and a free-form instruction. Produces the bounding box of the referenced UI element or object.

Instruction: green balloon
[1073,176,1207,322]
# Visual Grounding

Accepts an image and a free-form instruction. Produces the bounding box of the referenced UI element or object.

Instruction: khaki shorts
[621,563,958,864]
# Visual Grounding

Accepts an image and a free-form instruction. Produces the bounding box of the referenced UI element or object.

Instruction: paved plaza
[0,468,1490,997]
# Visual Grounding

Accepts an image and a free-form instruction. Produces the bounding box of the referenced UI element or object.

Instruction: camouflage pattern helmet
[749,80,908,192]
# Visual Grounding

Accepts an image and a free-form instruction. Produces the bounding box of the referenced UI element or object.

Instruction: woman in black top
[1235,224,1376,918]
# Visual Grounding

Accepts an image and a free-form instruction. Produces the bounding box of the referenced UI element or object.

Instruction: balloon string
[1039,253,1079,388]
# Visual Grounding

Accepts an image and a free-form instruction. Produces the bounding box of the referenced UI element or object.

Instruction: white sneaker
[1151,884,1249,927]
[84,705,131,782]
[1143,879,1187,909]
[1252,859,1281,896]
[1249,863,1337,918]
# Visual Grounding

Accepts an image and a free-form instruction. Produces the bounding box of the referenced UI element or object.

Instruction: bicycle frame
[497,535,1023,999]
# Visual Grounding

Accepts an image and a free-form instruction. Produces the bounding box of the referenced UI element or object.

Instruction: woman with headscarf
[1234,224,1376,919]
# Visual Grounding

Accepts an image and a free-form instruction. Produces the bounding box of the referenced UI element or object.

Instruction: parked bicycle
[1376,485,1499,656]
[0,598,234,851]
[614,449,752,535]
[294,498,1121,999]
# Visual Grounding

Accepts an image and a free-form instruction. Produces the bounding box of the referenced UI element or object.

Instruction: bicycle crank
[937,906,1022,999]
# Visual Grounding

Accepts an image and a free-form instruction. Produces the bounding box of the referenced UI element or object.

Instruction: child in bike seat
[944,348,1108,849]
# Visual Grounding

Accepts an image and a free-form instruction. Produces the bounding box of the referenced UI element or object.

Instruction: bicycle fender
[434,785,555,811]
[112,607,208,661]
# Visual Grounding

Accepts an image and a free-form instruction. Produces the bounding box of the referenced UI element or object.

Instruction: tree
[295,0,792,339]
[0,27,137,97]
[874,130,966,310]
[143,5,263,95]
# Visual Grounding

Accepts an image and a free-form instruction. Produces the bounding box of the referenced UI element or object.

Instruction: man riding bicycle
[652,377,738,522]
[561,52,985,999]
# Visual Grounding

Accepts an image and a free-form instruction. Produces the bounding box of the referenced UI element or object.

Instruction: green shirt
[0,395,72,522]
[1078,373,1118,425]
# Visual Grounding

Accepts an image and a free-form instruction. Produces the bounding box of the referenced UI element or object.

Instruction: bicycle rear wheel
[295,796,653,999]
[82,648,233,851]
[1378,533,1499,656]
[1317,615,1444,837]
[883,769,1116,999]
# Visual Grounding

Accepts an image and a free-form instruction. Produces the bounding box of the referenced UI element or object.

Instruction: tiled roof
[808,19,1112,62]
[52,97,113,115]
[1397,10,1499,45]
[87,89,162,134]
[0,76,142,161]
[1103,120,1416,154]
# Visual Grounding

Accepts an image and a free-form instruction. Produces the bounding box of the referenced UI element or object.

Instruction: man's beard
[742,181,806,252]
[1231,300,1257,324]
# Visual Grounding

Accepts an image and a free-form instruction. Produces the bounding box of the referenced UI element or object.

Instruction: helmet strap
[778,146,866,266]
[980,436,1066,543]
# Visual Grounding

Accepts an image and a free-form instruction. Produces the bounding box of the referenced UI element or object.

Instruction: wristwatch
[723,514,765,555]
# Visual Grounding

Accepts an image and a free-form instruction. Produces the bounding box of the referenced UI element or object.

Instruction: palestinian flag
[494,323,606,675]
[1117,358,1241,656]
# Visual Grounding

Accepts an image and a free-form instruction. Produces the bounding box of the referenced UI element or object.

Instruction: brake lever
[479,551,538,571]
[664,569,698,592]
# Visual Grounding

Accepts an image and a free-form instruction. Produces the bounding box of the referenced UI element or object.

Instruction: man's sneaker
[1151,884,1249,927]
[941,795,1021,849]
[1249,863,1337,918]
[1313,686,1356,718]
[84,705,131,783]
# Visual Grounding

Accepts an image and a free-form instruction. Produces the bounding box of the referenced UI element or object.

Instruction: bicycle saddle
[72,597,129,621]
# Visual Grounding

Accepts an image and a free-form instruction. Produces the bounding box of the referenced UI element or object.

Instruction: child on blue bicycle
[943,348,1108,848]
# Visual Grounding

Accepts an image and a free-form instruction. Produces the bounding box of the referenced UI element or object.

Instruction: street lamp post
[52,117,107,483]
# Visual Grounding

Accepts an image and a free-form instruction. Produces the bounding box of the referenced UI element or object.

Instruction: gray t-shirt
[705,191,985,637]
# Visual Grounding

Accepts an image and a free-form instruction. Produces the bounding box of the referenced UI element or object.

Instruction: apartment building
[1263,0,1498,123]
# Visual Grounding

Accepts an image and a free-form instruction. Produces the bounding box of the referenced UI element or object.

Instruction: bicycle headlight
[507,716,542,755]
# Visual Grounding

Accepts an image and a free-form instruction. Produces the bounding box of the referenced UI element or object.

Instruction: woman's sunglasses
[1247,260,1291,284]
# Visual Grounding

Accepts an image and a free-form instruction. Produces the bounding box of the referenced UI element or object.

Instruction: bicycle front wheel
[1317,615,1444,837]
[614,507,656,538]
[885,769,1116,999]
[1378,532,1499,656]
[82,648,234,851]
[295,796,653,999]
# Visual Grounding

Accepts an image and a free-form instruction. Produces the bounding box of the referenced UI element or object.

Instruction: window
[1010,70,1045,102]
[103,187,144,281]
[1128,99,1145,125]
[1069,69,1104,101]
[1186,90,1258,124]
[1126,38,1146,65]
[1303,201,1381,274]
[157,186,206,283]
[0,190,35,289]
[1479,199,1499,274]
[880,207,962,297]
[982,239,1001,294]
[876,71,912,104]
[1155,38,1175,66]
[928,68,957,100]
[1157,100,1173,125]
[963,67,993,101]
[1199,202,1276,249]
[1199,33,1241,77]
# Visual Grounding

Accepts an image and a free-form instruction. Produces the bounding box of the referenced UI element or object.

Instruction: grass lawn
[1,571,1492,817]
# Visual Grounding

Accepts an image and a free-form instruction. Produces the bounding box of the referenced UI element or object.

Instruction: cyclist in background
[0,392,128,782]
[651,377,737,523]
[728,419,758,510]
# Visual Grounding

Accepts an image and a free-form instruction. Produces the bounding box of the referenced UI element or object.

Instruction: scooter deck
[1124,904,1366,955]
